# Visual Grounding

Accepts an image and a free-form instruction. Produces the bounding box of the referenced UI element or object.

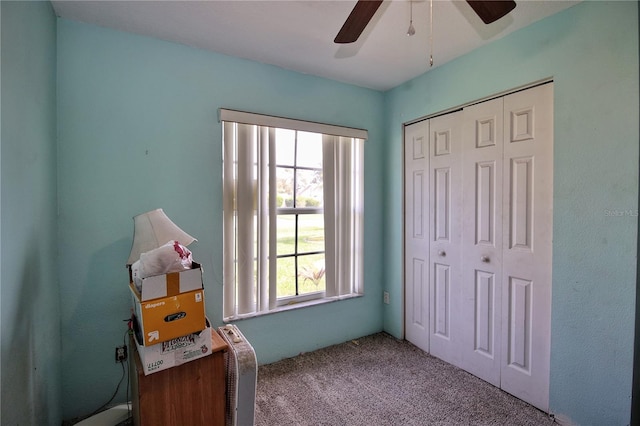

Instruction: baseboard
[550,412,577,426]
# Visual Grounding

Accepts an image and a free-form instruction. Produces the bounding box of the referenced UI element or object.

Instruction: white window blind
[221,109,366,320]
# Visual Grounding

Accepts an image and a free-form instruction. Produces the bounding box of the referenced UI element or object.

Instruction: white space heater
[217,324,257,426]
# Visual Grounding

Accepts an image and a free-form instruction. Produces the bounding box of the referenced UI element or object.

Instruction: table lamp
[126,208,196,266]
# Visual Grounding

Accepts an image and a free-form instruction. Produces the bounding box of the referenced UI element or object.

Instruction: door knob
[438,250,446,257]
[481,256,490,263]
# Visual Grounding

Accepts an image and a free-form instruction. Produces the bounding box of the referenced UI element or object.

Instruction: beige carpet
[255,333,554,426]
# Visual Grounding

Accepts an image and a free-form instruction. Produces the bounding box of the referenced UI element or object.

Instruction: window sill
[223,293,363,323]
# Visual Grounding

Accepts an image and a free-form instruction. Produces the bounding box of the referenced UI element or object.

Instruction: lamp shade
[126,208,197,265]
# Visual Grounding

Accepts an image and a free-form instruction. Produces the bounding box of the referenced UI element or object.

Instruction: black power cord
[124,326,132,422]
[82,327,131,422]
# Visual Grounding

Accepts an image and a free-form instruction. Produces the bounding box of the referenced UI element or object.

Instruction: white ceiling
[51,0,580,91]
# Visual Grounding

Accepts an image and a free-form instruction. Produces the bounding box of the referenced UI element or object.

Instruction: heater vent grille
[217,325,257,426]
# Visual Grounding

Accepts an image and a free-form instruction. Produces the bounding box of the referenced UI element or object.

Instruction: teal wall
[56,19,385,419]
[1,1,61,425]
[1,1,637,424]
[383,2,638,425]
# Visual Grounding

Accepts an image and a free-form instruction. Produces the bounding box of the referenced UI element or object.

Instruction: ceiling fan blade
[466,0,516,24]
[334,0,383,44]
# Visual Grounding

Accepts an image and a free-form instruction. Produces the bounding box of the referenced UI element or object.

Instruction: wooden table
[130,330,228,426]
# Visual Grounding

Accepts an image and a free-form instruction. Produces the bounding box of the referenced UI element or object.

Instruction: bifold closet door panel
[499,84,553,412]
[404,120,430,353]
[460,97,504,388]
[428,111,464,369]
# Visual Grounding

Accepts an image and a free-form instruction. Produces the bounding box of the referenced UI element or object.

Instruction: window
[220,109,366,320]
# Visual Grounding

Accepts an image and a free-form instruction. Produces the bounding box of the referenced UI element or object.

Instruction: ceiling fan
[334,0,517,44]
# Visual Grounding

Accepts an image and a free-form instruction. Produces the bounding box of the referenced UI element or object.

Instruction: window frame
[220,109,367,321]
[274,129,326,303]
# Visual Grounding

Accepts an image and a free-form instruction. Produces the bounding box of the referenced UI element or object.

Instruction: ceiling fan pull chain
[429,0,434,67]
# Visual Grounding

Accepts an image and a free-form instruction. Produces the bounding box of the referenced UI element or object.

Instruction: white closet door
[460,97,504,387]
[428,111,463,368]
[404,120,430,353]
[500,84,553,412]
[404,83,553,413]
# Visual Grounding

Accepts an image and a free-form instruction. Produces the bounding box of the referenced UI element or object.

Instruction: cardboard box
[133,318,213,375]
[130,262,204,301]
[129,263,207,345]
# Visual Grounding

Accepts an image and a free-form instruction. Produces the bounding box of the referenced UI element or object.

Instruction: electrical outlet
[115,345,127,363]
[383,291,390,304]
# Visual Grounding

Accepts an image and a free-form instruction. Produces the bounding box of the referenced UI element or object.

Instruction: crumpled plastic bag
[131,240,193,292]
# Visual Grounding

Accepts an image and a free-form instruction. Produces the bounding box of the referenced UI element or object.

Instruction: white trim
[219,108,368,140]
[223,293,364,323]
[277,207,323,215]
[549,413,577,426]
[276,291,325,307]
[404,78,554,126]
